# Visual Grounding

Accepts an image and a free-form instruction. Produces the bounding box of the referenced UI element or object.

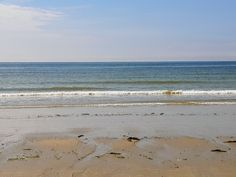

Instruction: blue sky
[0,0,235,61]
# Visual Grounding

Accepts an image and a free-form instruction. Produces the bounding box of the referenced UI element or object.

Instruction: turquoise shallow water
[0,61,236,106]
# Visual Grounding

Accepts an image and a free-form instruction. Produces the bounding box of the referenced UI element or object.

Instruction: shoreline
[1,89,236,108]
[0,100,236,110]
[0,104,236,143]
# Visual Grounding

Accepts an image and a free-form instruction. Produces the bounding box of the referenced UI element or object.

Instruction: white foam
[0,101,236,109]
[0,90,236,98]
[84,101,236,107]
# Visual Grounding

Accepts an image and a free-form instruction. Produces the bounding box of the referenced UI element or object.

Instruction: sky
[0,0,235,62]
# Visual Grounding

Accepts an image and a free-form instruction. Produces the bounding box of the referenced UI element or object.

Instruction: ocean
[0,61,236,107]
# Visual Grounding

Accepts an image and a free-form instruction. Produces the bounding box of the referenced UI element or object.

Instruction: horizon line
[0,60,235,63]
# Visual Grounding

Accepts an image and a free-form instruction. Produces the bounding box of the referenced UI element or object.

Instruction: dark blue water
[0,61,235,92]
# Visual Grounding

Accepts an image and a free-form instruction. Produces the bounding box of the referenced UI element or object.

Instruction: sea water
[0,61,235,107]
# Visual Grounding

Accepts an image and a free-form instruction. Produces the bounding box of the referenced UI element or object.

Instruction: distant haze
[0,0,235,62]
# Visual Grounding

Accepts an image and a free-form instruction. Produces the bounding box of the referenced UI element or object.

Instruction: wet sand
[0,105,236,176]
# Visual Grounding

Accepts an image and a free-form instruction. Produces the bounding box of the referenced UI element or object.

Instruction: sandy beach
[0,0,236,174]
[0,104,236,177]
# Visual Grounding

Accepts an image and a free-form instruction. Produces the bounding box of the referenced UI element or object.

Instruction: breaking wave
[0,90,236,98]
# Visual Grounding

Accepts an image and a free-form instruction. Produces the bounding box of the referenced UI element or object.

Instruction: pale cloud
[0,3,61,31]
[0,2,234,61]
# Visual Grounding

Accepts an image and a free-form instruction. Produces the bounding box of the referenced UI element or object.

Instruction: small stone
[78,135,84,138]
[81,113,90,116]
[211,149,227,152]
[127,137,140,142]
